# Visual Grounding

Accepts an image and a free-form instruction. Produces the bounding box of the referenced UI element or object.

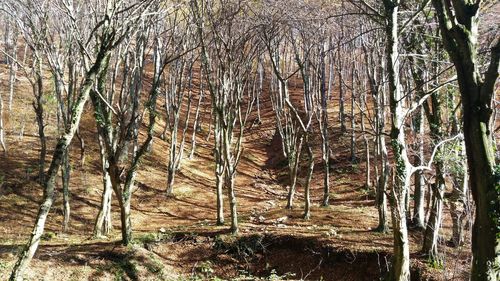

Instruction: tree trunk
[350,64,357,163]
[94,134,113,238]
[319,41,330,206]
[375,131,389,233]
[422,168,445,264]
[449,143,468,247]
[226,171,238,234]
[337,45,346,133]
[303,141,314,220]
[0,91,6,154]
[286,136,303,209]
[61,149,71,232]
[8,32,17,112]
[9,52,103,280]
[383,1,411,279]
[431,1,499,279]
[412,107,425,229]
[361,92,371,190]
[33,55,46,184]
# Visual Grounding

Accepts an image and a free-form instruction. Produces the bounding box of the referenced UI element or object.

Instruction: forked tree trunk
[9,48,106,280]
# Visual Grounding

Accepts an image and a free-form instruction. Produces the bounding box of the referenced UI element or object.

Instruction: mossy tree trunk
[432,1,499,279]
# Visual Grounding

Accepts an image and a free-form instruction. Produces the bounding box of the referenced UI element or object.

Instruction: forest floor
[0,64,473,281]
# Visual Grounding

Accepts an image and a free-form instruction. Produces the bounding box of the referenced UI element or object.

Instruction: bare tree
[193,0,258,233]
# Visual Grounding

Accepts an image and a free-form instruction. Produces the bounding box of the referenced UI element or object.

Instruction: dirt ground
[0,63,473,280]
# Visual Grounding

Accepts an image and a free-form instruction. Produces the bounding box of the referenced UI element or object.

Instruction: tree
[9,1,154,279]
[432,1,499,279]
[192,0,258,233]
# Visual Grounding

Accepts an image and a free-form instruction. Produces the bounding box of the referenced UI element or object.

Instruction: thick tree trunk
[431,1,499,279]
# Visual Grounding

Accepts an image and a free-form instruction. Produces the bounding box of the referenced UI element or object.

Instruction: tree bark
[383,1,412,279]
[303,140,314,220]
[9,46,107,280]
[432,1,499,279]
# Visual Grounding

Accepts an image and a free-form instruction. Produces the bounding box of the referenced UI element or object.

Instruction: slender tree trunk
[450,142,468,247]
[376,130,389,233]
[0,91,6,154]
[337,45,346,133]
[94,134,113,237]
[33,55,46,184]
[189,68,204,159]
[303,141,314,220]
[320,42,330,206]
[375,88,388,233]
[226,171,238,234]
[257,57,264,123]
[383,1,411,279]
[61,149,71,232]
[213,109,225,225]
[412,107,425,229]
[9,52,103,280]
[286,136,304,209]
[8,30,17,112]
[422,166,445,264]
[360,92,371,190]
[350,64,357,162]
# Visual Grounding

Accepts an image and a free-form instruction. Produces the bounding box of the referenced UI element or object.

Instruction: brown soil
[0,62,472,280]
